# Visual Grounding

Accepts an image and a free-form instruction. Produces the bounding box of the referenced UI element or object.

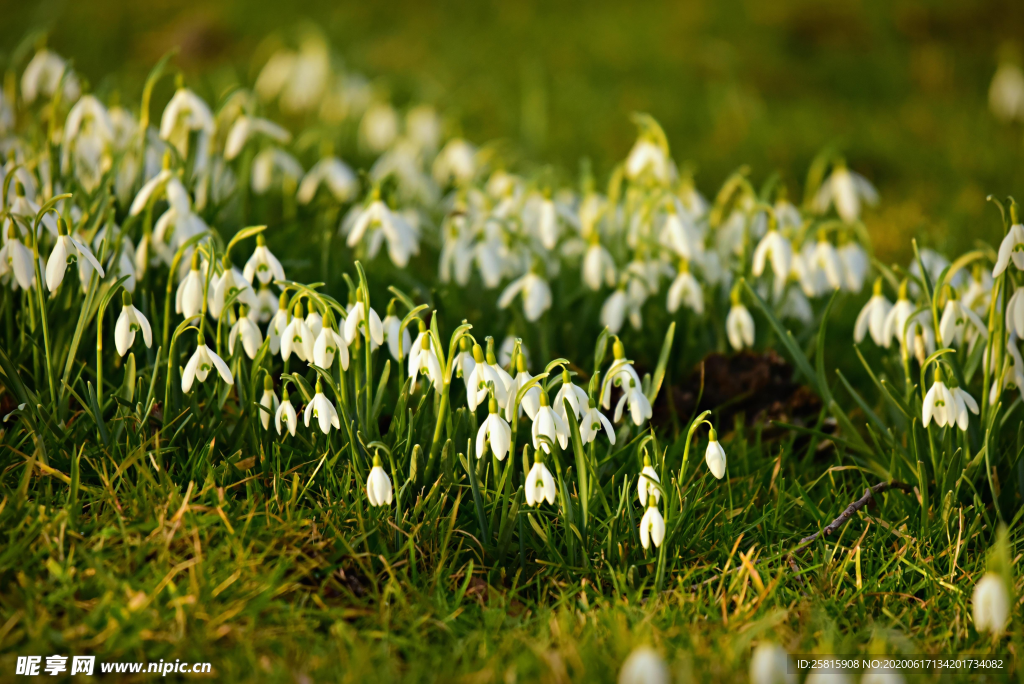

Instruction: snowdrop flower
[0,225,36,290]
[359,102,399,153]
[243,234,285,285]
[922,371,954,428]
[175,255,206,319]
[46,219,104,292]
[625,138,669,185]
[639,501,666,550]
[941,293,987,347]
[114,291,152,356]
[554,369,589,422]
[580,398,615,445]
[990,62,1024,123]
[366,452,393,506]
[973,572,1010,636]
[181,332,233,393]
[209,259,257,319]
[726,296,755,351]
[433,139,477,185]
[582,237,617,291]
[637,453,661,506]
[752,224,792,296]
[282,303,314,362]
[601,338,642,410]
[297,156,357,204]
[476,396,512,461]
[838,241,869,292]
[303,379,340,434]
[228,305,264,359]
[255,36,329,113]
[814,162,878,223]
[525,454,557,506]
[614,378,652,426]
[224,116,291,160]
[779,287,813,324]
[498,270,552,322]
[305,308,323,339]
[881,281,915,348]
[660,206,703,261]
[267,291,290,355]
[1007,286,1024,339]
[949,384,979,431]
[314,313,349,371]
[343,295,385,347]
[409,330,444,394]
[258,376,279,430]
[813,235,844,290]
[252,286,277,323]
[705,427,727,479]
[667,261,703,314]
[275,386,298,436]
[454,336,476,383]
[465,344,491,412]
[505,351,541,419]
[382,304,413,361]
[991,336,1024,403]
[22,50,79,104]
[406,104,442,153]
[498,335,524,369]
[160,86,214,171]
[854,279,893,346]
[533,195,561,249]
[618,646,669,684]
[601,287,629,334]
[749,643,796,684]
[993,222,1024,277]
[346,197,420,268]
[251,147,304,195]
[533,390,569,453]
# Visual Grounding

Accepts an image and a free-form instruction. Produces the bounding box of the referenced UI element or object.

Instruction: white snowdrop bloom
[837,241,869,292]
[370,140,440,205]
[251,147,303,195]
[114,292,153,357]
[726,303,755,351]
[209,263,257,320]
[637,454,661,506]
[303,381,340,434]
[881,284,915,348]
[498,271,552,322]
[922,375,954,428]
[297,157,358,204]
[1007,287,1024,339]
[639,502,666,550]
[406,104,442,153]
[532,391,569,453]
[525,457,557,507]
[242,235,285,286]
[224,116,291,161]
[252,286,277,323]
[314,322,350,371]
[464,344,491,412]
[160,87,214,171]
[791,246,827,298]
[600,341,642,410]
[667,264,704,314]
[660,208,703,260]
[963,267,993,313]
[62,95,115,191]
[910,321,937,365]
[228,307,263,359]
[282,305,315,362]
[580,400,615,445]
[582,240,617,290]
[498,335,524,369]
[553,369,589,422]
[949,385,979,431]
[813,163,878,223]
[855,280,893,346]
[860,669,904,684]
[409,331,444,394]
[476,396,512,461]
[625,139,669,184]
[973,572,1010,636]
[618,646,669,684]
[454,337,476,385]
[535,196,561,249]
[256,36,329,113]
[359,102,399,153]
[601,288,629,334]
[505,352,541,420]
[433,139,477,185]
[22,49,80,104]
[752,227,792,296]
[266,293,290,355]
[382,310,412,361]
[749,643,796,684]
[46,220,104,292]
[346,199,420,268]
[175,260,206,319]
[990,62,1024,123]
[258,376,279,431]
[305,310,323,339]
[274,388,298,436]
[366,453,394,507]
[813,237,845,290]
[994,222,1024,277]
[9,186,56,237]
[991,335,1024,403]
[0,229,35,290]
[614,378,652,426]
[780,287,814,324]
[940,294,987,347]
[343,299,385,347]
[181,335,233,393]
[705,428,727,479]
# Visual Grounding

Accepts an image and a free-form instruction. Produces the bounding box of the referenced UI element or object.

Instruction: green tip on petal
[264,375,274,391]
[708,426,718,442]
[256,234,266,247]
[612,337,625,360]
[121,290,132,307]
[57,218,68,236]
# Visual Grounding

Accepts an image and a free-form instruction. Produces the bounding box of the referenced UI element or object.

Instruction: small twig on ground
[793,479,913,554]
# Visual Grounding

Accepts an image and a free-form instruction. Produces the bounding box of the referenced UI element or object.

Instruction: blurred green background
[3,0,1023,261]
